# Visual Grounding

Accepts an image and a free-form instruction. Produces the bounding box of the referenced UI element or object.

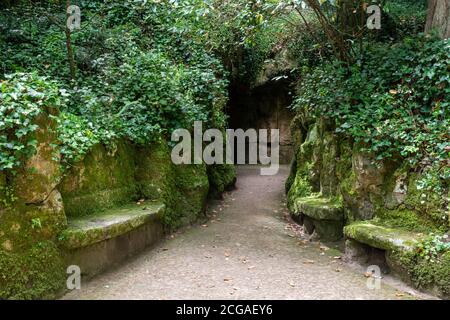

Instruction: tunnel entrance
[227,78,294,165]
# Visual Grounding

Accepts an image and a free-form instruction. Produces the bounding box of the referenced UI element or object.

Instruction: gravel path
[63,165,431,300]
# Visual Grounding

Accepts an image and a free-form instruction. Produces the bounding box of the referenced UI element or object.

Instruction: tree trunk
[425,0,450,39]
[66,0,76,80]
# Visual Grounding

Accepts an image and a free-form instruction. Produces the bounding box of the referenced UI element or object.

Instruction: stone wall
[60,142,138,218]
[288,117,449,232]
[0,111,67,299]
[287,116,449,297]
[228,79,295,165]
[0,116,235,299]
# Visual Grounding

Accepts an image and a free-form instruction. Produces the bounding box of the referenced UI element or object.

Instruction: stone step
[59,202,165,277]
[293,196,343,221]
[344,221,425,252]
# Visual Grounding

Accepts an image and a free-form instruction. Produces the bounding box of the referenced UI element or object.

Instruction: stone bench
[291,196,344,241]
[59,202,165,277]
[344,221,424,252]
[343,221,427,283]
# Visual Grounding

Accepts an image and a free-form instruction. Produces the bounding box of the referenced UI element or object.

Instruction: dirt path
[63,166,430,300]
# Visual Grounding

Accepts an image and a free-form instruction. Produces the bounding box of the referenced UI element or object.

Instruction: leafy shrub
[383,0,428,38]
[291,35,450,167]
[0,0,233,168]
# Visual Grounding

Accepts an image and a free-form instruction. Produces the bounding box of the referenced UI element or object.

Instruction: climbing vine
[0,73,63,171]
[291,36,450,168]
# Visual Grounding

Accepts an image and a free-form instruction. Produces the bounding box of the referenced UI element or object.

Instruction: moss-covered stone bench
[291,196,344,241]
[343,221,427,269]
[344,221,424,253]
[59,202,165,277]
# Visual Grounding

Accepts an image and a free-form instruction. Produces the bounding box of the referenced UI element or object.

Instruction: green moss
[339,171,357,197]
[134,142,180,229]
[60,141,138,217]
[287,125,321,211]
[390,249,450,298]
[135,142,211,230]
[59,202,165,249]
[135,142,172,200]
[344,221,423,251]
[207,164,236,198]
[336,139,353,182]
[0,203,67,252]
[0,241,65,299]
[287,173,313,212]
[404,172,448,228]
[294,195,344,221]
[285,154,297,194]
[374,208,443,234]
[173,164,209,226]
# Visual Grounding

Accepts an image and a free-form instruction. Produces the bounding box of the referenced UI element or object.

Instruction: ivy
[291,35,450,168]
[0,0,241,169]
[0,73,63,171]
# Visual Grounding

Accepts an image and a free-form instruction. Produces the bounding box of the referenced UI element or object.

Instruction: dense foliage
[292,36,449,166]
[1,0,273,168]
[1,0,448,187]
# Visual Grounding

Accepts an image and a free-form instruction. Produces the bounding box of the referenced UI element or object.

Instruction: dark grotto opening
[227,78,295,165]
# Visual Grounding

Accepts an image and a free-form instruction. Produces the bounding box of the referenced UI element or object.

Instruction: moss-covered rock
[135,142,173,201]
[387,249,450,299]
[288,115,449,297]
[344,221,424,251]
[10,112,62,205]
[374,208,443,234]
[60,141,138,217]
[207,164,236,199]
[173,164,209,226]
[320,131,339,197]
[0,110,68,300]
[293,196,343,221]
[0,241,65,299]
[403,172,448,230]
[292,195,344,241]
[59,202,165,250]
[287,171,313,212]
[135,141,211,229]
